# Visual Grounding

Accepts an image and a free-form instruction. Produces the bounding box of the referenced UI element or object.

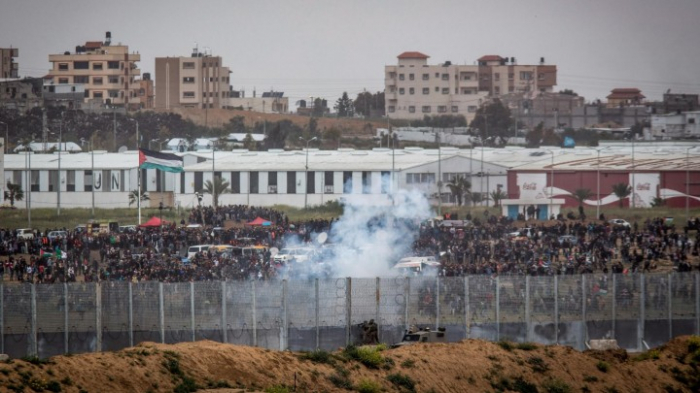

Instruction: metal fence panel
[194,281,223,342]
[497,275,526,342]
[131,282,161,344]
[35,284,65,358]
[528,276,556,345]
[224,281,254,346]
[440,276,467,341]
[66,282,97,354]
[3,283,32,358]
[286,279,317,351]
[254,280,283,350]
[614,273,640,350]
[585,273,614,341]
[468,276,497,341]
[671,273,697,336]
[101,282,130,352]
[378,277,407,345]
[406,276,437,327]
[317,278,346,350]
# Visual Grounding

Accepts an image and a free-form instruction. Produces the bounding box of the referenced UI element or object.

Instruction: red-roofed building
[397,51,429,60]
[606,88,645,108]
[477,55,504,65]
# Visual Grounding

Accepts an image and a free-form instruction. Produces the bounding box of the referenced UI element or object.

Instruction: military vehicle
[392,326,447,347]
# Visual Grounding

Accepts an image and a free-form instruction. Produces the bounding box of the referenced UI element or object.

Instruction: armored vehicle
[393,326,447,347]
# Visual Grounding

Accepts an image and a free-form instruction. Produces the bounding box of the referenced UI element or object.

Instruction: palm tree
[572,188,593,208]
[203,176,231,208]
[611,183,632,208]
[446,176,471,206]
[4,181,24,207]
[489,189,507,208]
[128,189,150,207]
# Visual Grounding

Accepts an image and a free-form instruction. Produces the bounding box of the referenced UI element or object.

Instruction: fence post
[464,276,470,340]
[95,283,102,352]
[252,280,257,347]
[581,275,587,348]
[696,272,700,336]
[221,281,227,344]
[375,277,381,343]
[0,281,3,355]
[611,274,617,339]
[128,282,133,348]
[638,273,645,352]
[668,273,673,341]
[281,279,288,351]
[30,283,37,357]
[404,277,410,332]
[525,275,531,343]
[159,282,165,344]
[315,278,319,350]
[495,276,500,342]
[345,277,352,347]
[190,282,195,342]
[435,276,441,331]
[64,282,69,353]
[554,275,559,345]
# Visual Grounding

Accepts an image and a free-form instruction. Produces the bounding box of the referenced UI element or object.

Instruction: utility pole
[113,106,117,152]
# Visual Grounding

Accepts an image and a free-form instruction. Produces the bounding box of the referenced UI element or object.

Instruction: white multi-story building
[385,52,488,123]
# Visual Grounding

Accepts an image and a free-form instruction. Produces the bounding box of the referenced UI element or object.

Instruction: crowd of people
[0,204,698,285]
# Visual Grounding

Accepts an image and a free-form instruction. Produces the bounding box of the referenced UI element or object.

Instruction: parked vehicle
[608,218,631,228]
[392,326,447,348]
[16,228,34,240]
[187,244,212,259]
[47,230,68,241]
[393,256,440,275]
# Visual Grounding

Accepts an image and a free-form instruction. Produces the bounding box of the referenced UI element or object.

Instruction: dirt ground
[0,336,698,393]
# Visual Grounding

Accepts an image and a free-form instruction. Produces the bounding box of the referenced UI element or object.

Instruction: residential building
[384,52,488,122]
[42,82,85,109]
[137,72,155,109]
[226,90,289,113]
[650,111,700,139]
[45,32,141,109]
[477,55,557,97]
[606,88,645,108]
[0,77,42,110]
[0,48,19,79]
[154,47,231,110]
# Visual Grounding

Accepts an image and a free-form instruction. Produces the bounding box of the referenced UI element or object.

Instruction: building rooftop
[397,51,429,59]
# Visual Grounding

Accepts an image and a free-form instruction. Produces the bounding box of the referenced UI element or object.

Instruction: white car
[16,228,34,240]
[273,248,314,263]
[608,219,631,228]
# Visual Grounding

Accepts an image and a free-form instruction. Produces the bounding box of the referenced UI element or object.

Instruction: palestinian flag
[139,149,183,173]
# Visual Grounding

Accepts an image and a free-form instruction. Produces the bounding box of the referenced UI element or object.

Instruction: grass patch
[21,356,52,366]
[634,349,661,361]
[596,361,610,373]
[299,349,334,365]
[356,379,382,393]
[527,356,550,373]
[541,377,572,393]
[497,340,515,351]
[517,342,538,351]
[386,373,416,392]
[328,367,353,390]
[264,385,291,393]
[400,359,416,368]
[583,375,598,383]
[343,345,385,369]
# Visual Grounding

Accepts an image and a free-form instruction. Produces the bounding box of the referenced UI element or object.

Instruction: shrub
[264,385,291,393]
[527,356,550,373]
[634,349,660,361]
[596,361,610,373]
[497,340,514,351]
[400,359,416,368]
[387,373,416,392]
[46,380,62,392]
[583,375,598,383]
[299,350,334,365]
[541,377,572,393]
[343,345,384,369]
[356,379,382,393]
[517,342,538,351]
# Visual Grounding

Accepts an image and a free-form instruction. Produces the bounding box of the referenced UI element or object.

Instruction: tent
[246,217,272,226]
[140,216,164,227]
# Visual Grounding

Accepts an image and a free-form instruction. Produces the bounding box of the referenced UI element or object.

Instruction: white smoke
[327,188,434,277]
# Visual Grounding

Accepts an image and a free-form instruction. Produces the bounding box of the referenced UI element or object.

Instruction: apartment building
[0,47,19,79]
[385,52,488,122]
[46,32,141,108]
[477,55,557,96]
[154,48,231,110]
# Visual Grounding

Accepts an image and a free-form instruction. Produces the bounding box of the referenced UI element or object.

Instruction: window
[93,77,103,85]
[343,171,353,193]
[268,172,278,193]
[422,106,431,113]
[409,88,415,95]
[287,172,296,194]
[324,171,334,193]
[409,73,415,80]
[399,74,405,81]
[74,61,89,69]
[183,62,195,69]
[435,72,439,78]
[520,71,532,80]
[306,171,315,194]
[451,106,458,113]
[494,73,500,81]
[93,91,103,98]
[250,171,259,193]
[66,171,75,192]
[58,78,69,84]
[108,61,120,69]
[92,63,103,70]
[194,172,203,193]
[689,118,696,124]
[408,106,416,113]
[422,88,429,95]
[441,73,449,81]
[183,77,195,83]
[381,171,390,194]
[183,91,195,98]
[58,63,69,71]
[538,73,545,81]
[362,172,371,194]
[74,75,89,84]
[49,170,58,192]
[442,88,449,94]
[388,106,395,113]
[494,86,500,94]
[109,90,119,98]
[230,172,240,193]
[508,73,514,80]
[435,87,439,92]
[422,73,429,80]
[399,88,405,95]
[437,105,447,113]
[84,170,93,191]
[468,106,477,113]
[108,76,119,84]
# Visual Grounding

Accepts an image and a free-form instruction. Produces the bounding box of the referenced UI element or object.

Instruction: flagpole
[138,151,142,225]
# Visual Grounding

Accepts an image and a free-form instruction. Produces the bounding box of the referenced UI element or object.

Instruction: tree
[558,89,578,96]
[203,177,231,208]
[334,92,354,117]
[469,99,512,143]
[242,133,256,150]
[4,181,24,207]
[446,176,471,206]
[526,122,545,148]
[573,188,593,208]
[128,189,150,207]
[611,183,632,208]
[353,91,384,117]
[490,189,507,208]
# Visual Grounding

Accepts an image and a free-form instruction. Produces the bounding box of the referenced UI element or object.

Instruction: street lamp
[129,118,139,150]
[437,133,442,216]
[0,121,7,154]
[686,146,695,223]
[596,147,609,220]
[549,150,554,220]
[300,136,317,208]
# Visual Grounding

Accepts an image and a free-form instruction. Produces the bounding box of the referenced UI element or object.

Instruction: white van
[17,228,34,240]
[187,244,212,259]
[393,256,440,275]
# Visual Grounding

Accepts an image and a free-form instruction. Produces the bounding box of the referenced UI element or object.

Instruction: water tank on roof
[64,51,70,55]
[143,73,151,80]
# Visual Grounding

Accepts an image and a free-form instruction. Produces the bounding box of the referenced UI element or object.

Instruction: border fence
[1,272,699,358]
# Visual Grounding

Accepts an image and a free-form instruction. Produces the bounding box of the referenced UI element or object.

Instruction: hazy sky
[2,0,699,107]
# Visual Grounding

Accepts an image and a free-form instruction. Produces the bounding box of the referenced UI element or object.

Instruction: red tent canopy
[246,217,271,226]
[139,216,164,227]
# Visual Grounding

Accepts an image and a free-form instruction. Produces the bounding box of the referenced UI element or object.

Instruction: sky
[2,0,700,108]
